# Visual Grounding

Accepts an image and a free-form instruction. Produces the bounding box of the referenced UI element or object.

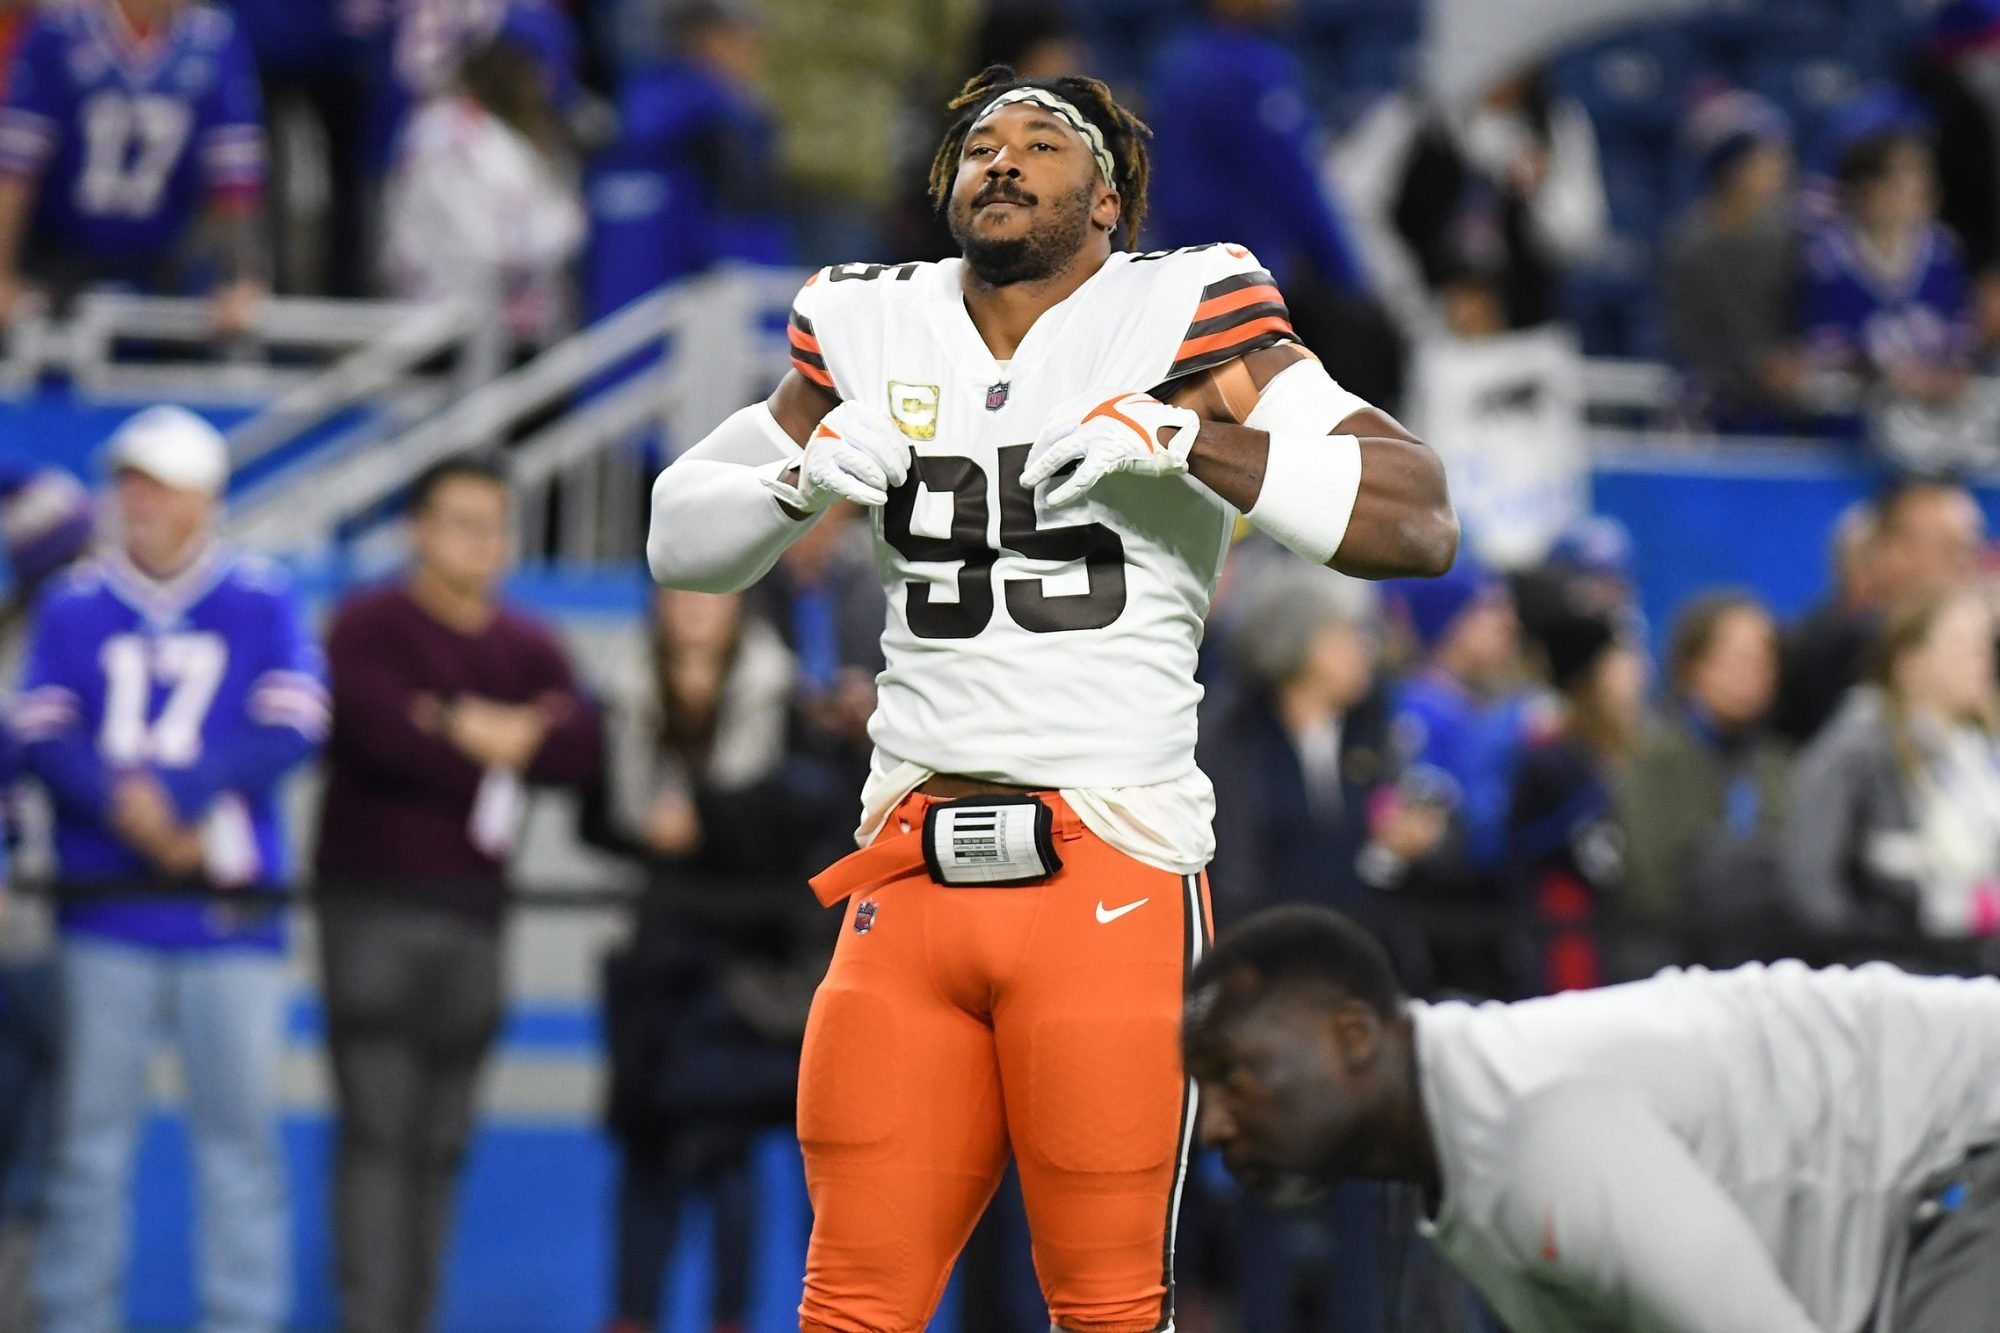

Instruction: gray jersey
[1411,962,2000,1333]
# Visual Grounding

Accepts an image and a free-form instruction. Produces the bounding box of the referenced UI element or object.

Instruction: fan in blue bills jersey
[1800,96,1995,468]
[9,409,326,951]
[1802,97,1975,389]
[1802,211,1974,381]
[0,0,265,306]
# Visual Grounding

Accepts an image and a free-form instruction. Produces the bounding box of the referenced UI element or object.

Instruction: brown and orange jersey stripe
[789,307,833,389]
[1167,269,1295,380]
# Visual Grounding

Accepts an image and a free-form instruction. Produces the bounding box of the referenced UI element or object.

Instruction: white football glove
[761,401,913,511]
[1020,391,1204,507]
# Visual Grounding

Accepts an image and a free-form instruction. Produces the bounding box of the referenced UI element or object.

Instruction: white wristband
[1245,431,1363,565]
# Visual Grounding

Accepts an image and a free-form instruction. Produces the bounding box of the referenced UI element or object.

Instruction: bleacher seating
[1068,0,1955,357]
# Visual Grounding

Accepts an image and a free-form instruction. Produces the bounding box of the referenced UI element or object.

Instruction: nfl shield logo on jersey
[986,382,1010,411]
[853,900,878,934]
[887,382,940,440]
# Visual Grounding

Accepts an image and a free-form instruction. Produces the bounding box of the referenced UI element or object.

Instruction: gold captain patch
[887,382,940,441]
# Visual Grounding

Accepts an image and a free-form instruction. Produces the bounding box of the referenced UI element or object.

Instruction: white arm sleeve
[1493,1086,1827,1333]
[1239,358,1372,564]
[646,402,822,594]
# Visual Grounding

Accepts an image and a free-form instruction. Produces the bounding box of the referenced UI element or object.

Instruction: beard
[949,179,1097,286]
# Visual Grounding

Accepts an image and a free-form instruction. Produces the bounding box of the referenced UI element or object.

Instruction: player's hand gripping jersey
[787,243,1365,870]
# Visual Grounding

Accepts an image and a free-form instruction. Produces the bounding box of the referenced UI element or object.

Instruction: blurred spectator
[1802,92,1997,472]
[584,0,789,325]
[1509,609,1646,993]
[0,0,269,333]
[760,0,979,265]
[1150,0,1409,407]
[1905,0,2000,355]
[0,460,94,1328]
[371,0,593,182]
[230,0,380,296]
[1388,557,1535,996]
[1147,0,1371,342]
[1872,476,1986,599]
[1662,89,1809,433]
[382,31,586,346]
[588,587,843,1333]
[0,462,95,651]
[1619,593,1791,963]
[1512,514,1641,663]
[314,458,601,1333]
[1776,480,1983,744]
[1203,558,1428,918]
[1785,588,2000,940]
[1340,66,1608,340]
[746,505,883,763]
[1389,557,1529,873]
[12,408,325,1333]
[0,725,31,1325]
[0,1,29,103]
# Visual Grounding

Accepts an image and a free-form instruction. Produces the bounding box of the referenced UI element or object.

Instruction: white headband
[971,86,1117,186]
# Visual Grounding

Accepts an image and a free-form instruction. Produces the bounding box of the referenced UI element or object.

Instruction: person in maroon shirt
[313,457,601,1333]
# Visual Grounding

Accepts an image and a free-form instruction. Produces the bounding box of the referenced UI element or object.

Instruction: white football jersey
[788,243,1329,871]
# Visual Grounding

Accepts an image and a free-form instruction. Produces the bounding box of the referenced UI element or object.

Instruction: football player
[648,65,1457,1333]
[1187,904,2000,1333]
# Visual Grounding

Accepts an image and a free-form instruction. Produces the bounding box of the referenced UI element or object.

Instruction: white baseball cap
[105,406,230,496]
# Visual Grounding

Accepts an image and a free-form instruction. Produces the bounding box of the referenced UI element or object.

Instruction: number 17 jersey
[788,244,1304,870]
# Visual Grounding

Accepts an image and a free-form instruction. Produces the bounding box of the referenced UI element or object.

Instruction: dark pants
[319,902,503,1333]
[612,1132,754,1327]
[1233,1182,1384,1333]
[260,65,373,298]
[0,961,56,1217]
[0,960,55,1333]
[1882,1146,2000,1333]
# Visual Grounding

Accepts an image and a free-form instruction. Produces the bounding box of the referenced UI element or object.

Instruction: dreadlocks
[928,65,1153,249]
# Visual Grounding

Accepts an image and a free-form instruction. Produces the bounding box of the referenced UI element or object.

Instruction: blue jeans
[35,937,290,1333]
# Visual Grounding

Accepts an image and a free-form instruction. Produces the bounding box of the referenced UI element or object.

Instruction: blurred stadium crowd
[14,0,2000,451]
[2,0,2000,1330]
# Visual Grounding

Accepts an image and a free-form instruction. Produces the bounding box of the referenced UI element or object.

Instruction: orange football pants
[796,790,1212,1333]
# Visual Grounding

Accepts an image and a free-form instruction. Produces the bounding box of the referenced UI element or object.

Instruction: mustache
[974,182,1036,208]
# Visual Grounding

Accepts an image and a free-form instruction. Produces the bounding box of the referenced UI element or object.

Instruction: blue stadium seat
[1300,0,1420,29]
[1601,149,1668,244]
[1685,0,1843,66]
[1565,256,1658,358]
[1743,48,1871,147]
[1554,27,1704,148]
[1845,0,1940,59]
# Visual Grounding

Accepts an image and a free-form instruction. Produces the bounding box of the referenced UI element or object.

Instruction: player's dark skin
[765,101,1459,581]
[1183,977,1446,1212]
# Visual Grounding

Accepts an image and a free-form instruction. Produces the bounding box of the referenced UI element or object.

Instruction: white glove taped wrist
[1021,391,1204,507]
[759,400,912,511]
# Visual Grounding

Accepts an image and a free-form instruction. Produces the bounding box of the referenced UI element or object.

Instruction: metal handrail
[223,298,493,472]
[229,265,805,554]
[0,291,470,407]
